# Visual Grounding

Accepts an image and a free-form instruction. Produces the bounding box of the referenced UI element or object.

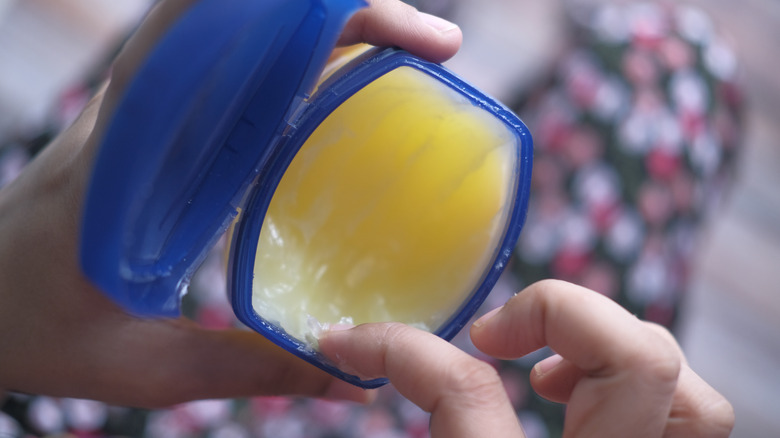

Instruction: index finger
[319,323,524,438]
[470,280,682,437]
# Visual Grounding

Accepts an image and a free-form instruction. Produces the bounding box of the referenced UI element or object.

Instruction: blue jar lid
[80,0,366,316]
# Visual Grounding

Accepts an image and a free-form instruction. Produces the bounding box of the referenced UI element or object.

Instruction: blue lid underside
[80,0,365,316]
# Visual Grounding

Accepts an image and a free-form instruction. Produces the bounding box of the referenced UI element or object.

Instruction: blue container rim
[227,47,533,388]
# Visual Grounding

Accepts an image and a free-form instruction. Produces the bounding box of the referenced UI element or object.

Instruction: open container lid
[80,0,366,316]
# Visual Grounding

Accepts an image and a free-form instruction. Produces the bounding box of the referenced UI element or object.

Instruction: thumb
[338,0,462,63]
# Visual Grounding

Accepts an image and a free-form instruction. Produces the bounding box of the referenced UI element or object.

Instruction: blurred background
[0,0,777,437]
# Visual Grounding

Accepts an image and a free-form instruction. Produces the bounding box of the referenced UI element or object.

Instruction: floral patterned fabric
[488,3,743,435]
[0,2,742,437]
[513,1,742,331]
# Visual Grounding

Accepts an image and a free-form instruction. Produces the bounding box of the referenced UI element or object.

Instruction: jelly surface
[252,66,516,343]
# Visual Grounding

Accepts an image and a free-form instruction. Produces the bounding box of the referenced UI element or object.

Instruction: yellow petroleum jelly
[252,66,516,343]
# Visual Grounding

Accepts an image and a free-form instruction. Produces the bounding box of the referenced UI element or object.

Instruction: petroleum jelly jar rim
[226,47,533,389]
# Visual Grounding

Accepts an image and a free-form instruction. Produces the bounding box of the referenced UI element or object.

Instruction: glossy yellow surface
[253,66,515,343]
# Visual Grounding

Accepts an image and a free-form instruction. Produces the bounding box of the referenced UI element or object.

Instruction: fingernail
[318,333,363,379]
[419,12,459,34]
[327,323,356,332]
[313,323,354,349]
[533,354,563,378]
[472,306,502,328]
[309,315,355,341]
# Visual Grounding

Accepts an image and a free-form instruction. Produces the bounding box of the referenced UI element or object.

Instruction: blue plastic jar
[80,0,532,387]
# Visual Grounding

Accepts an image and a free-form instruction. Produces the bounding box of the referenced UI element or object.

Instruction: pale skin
[0,0,733,436]
[320,280,735,437]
